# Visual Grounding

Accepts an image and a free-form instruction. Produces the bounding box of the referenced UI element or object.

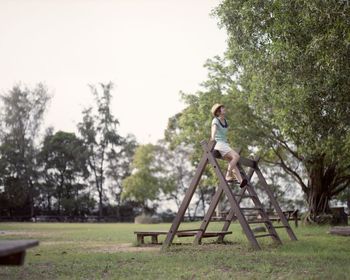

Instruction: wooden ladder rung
[248,219,269,224]
[240,207,262,211]
[274,225,290,229]
[255,233,275,238]
[244,214,261,217]
[234,195,256,198]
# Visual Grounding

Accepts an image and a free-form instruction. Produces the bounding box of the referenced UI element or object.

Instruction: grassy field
[0,222,349,280]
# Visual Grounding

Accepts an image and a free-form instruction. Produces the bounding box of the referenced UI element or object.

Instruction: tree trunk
[305,156,334,223]
[28,180,34,218]
[200,189,206,216]
[98,189,103,218]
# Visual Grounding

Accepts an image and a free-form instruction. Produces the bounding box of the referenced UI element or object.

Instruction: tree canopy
[165,0,350,222]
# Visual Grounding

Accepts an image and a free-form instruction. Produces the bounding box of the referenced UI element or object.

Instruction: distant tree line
[0,82,141,220]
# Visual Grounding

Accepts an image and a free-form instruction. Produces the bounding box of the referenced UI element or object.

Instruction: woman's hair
[214,106,223,117]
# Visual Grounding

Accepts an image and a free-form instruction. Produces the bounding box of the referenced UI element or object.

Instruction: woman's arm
[210,124,217,141]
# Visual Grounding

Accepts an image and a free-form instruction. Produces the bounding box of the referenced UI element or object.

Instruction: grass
[0,222,349,279]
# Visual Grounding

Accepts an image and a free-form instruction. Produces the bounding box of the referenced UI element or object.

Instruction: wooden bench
[0,240,39,265]
[134,230,232,245]
[329,226,350,236]
[268,210,300,227]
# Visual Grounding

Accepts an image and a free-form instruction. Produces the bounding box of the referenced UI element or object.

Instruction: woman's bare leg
[223,150,244,182]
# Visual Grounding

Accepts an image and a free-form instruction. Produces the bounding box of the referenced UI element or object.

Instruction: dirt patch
[0,230,49,237]
[41,241,76,246]
[91,243,160,253]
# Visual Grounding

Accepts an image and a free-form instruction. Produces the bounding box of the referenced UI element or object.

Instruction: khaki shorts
[214,141,233,158]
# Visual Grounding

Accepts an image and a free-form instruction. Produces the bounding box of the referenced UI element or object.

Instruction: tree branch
[271,146,309,194]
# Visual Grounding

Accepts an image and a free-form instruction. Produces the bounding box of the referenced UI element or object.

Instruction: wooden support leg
[238,165,282,245]
[151,235,158,244]
[0,251,26,266]
[137,235,144,245]
[255,167,298,241]
[162,141,215,250]
[218,165,256,242]
[193,188,223,244]
[202,142,261,250]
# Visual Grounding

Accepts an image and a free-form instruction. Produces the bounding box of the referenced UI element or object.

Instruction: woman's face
[219,106,226,116]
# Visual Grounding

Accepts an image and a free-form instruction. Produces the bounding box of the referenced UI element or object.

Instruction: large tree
[106,133,138,219]
[170,0,350,223]
[78,82,121,218]
[121,144,173,213]
[0,83,50,217]
[38,130,92,215]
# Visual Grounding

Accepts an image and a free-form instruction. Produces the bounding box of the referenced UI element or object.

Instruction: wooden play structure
[159,140,297,250]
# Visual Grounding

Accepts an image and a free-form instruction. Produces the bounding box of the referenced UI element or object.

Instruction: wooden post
[201,141,261,250]
[238,165,282,244]
[255,167,298,241]
[161,141,215,250]
[218,161,257,242]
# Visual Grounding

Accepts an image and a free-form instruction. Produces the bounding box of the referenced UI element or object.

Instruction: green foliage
[0,83,50,215]
[78,82,121,216]
[122,144,170,211]
[107,134,138,207]
[165,1,350,220]
[39,130,91,215]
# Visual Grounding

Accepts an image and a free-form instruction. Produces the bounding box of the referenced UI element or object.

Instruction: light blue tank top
[212,117,228,142]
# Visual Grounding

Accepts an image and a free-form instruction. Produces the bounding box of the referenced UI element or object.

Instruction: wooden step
[247,219,269,224]
[273,225,290,229]
[210,217,226,222]
[233,194,257,198]
[254,233,275,238]
[177,231,232,237]
[240,207,262,211]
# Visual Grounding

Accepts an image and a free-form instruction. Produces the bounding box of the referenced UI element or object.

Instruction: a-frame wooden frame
[162,140,297,250]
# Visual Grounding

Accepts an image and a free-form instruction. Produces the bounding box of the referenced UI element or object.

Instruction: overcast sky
[0,0,227,144]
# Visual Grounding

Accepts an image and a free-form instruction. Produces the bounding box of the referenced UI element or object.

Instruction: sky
[0,0,227,144]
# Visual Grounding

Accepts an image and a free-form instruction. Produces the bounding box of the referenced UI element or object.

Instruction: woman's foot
[239,178,248,188]
[225,176,235,183]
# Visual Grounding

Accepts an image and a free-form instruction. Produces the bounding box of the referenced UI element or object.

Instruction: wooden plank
[238,157,258,168]
[0,240,39,257]
[134,231,168,234]
[329,227,350,236]
[0,240,39,266]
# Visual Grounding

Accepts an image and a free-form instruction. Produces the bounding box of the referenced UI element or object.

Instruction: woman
[210,103,247,188]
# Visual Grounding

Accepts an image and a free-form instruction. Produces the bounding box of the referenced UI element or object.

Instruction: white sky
[0,0,227,144]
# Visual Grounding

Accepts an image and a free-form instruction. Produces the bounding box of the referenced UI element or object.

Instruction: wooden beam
[161,141,215,250]
[201,140,261,250]
[255,167,297,241]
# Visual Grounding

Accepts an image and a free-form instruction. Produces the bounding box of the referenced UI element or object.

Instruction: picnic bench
[134,230,232,245]
[329,226,350,236]
[0,240,39,265]
[268,210,300,227]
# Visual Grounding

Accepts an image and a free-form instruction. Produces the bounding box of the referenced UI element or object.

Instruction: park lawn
[0,222,349,280]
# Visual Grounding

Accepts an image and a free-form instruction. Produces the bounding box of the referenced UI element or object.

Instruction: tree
[156,141,193,211]
[212,0,350,222]
[39,130,92,215]
[106,133,138,219]
[121,144,171,213]
[165,1,350,223]
[78,82,121,218]
[0,83,50,217]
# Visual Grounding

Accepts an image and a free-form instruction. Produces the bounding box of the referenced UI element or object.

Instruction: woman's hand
[211,124,217,141]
